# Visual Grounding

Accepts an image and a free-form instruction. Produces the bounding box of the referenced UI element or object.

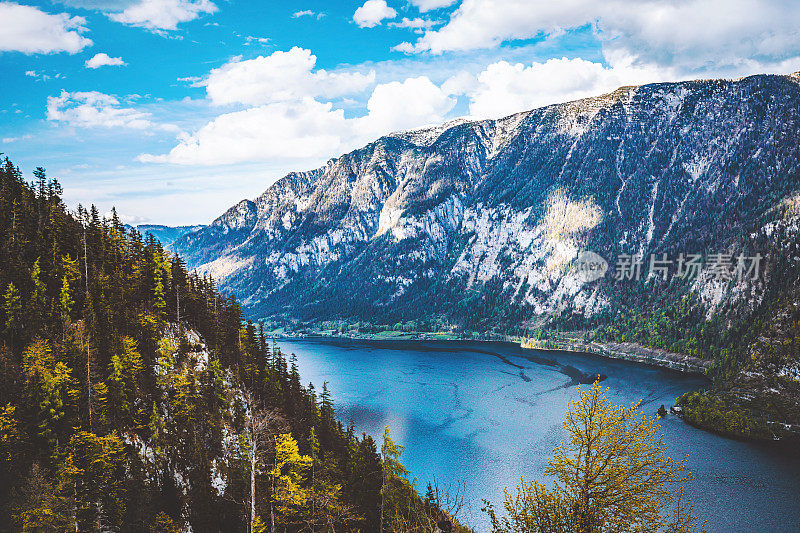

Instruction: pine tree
[59,276,74,323]
[380,426,409,532]
[107,337,144,426]
[22,339,79,455]
[3,282,21,333]
[153,260,167,317]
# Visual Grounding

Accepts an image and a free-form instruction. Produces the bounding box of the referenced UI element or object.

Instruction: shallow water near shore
[281,337,800,532]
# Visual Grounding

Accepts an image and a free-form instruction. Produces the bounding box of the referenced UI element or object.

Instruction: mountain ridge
[174,72,800,322]
[173,71,800,439]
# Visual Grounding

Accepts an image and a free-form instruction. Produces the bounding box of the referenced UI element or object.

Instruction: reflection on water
[282,338,800,533]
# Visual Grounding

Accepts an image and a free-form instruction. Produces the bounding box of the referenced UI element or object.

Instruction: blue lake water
[281,338,800,532]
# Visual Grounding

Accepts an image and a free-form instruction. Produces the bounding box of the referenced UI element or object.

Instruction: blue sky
[2,0,799,225]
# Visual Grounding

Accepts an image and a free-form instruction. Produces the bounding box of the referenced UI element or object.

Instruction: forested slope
[0,158,464,532]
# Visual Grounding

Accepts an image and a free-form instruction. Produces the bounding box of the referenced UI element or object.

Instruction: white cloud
[203,47,376,106]
[139,98,349,165]
[85,52,127,68]
[2,134,32,143]
[388,17,438,33]
[459,57,663,119]
[46,90,178,132]
[108,0,217,31]
[25,70,55,81]
[353,0,396,28]
[399,0,800,76]
[361,76,455,134]
[0,2,92,54]
[140,76,454,165]
[292,9,324,19]
[244,35,269,45]
[409,0,457,12]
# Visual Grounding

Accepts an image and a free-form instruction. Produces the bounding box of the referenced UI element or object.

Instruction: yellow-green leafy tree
[484,383,705,533]
[270,432,311,527]
[107,336,144,427]
[59,276,74,325]
[22,339,79,455]
[150,511,182,533]
[65,431,126,531]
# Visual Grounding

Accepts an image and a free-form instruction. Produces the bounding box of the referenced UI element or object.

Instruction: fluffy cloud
[140,76,454,165]
[203,47,376,106]
[0,2,92,54]
[362,76,455,134]
[85,52,127,68]
[399,0,800,75]
[353,0,396,28]
[409,0,457,12]
[462,57,663,119]
[47,90,178,131]
[139,98,349,165]
[108,0,217,31]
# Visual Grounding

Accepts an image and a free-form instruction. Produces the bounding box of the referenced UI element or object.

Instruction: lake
[280,338,800,532]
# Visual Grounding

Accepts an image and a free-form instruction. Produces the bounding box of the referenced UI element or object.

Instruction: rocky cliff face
[173,73,800,335]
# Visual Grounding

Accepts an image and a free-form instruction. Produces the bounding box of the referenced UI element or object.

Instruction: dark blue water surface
[281,338,800,532]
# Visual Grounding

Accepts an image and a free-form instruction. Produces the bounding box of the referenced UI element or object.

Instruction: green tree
[251,515,268,533]
[22,339,78,454]
[150,512,181,533]
[31,258,46,306]
[4,282,22,333]
[59,276,74,323]
[381,426,410,531]
[484,383,704,533]
[107,337,144,425]
[270,433,312,525]
[65,431,126,531]
[153,259,167,317]
[15,462,75,533]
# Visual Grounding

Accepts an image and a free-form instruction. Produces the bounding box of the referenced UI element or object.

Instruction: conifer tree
[107,337,144,426]
[59,276,74,323]
[3,281,21,333]
[22,338,79,455]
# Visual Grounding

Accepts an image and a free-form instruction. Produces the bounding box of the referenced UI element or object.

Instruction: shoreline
[273,330,711,376]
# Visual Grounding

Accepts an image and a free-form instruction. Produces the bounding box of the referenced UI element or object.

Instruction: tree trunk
[250,438,256,532]
[270,473,275,533]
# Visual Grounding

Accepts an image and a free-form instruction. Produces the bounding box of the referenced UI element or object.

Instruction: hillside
[173,72,800,440]
[0,159,466,532]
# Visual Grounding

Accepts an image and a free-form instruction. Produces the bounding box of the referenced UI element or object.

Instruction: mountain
[135,224,203,247]
[173,73,800,439]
